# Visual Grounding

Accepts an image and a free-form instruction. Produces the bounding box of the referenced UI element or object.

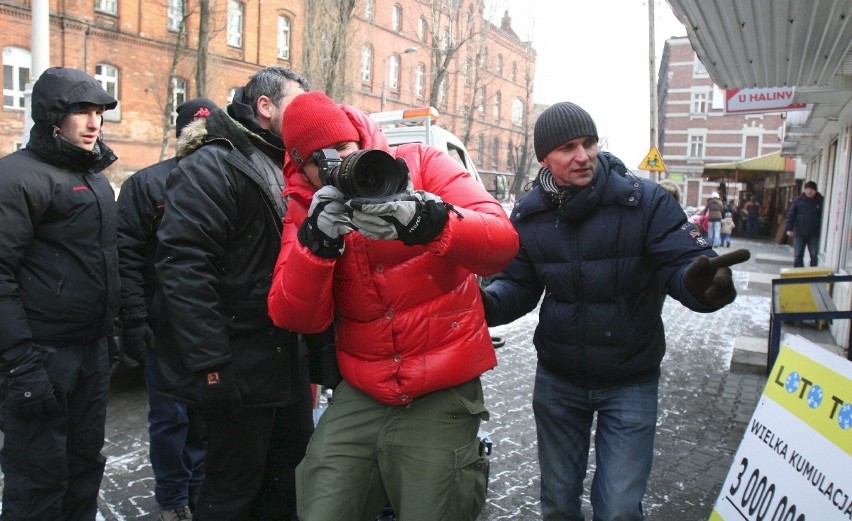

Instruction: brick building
[1,0,305,182]
[345,0,537,194]
[657,36,791,231]
[2,0,535,194]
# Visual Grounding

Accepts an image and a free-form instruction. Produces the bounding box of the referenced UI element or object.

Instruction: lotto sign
[710,335,852,521]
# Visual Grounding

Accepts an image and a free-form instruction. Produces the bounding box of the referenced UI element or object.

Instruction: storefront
[703,152,798,241]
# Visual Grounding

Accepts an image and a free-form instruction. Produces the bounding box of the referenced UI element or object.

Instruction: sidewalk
[727,237,845,373]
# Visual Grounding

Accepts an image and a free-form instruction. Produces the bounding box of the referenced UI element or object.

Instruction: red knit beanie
[282,91,360,169]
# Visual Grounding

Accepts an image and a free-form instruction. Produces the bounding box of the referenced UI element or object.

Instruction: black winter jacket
[485,153,717,388]
[0,80,118,357]
[152,104,305,407]
[116,157,176,328]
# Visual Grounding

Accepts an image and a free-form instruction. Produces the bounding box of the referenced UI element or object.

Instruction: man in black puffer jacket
[152,67,312,521]
[482,102,750,521]
[0,67,119,521]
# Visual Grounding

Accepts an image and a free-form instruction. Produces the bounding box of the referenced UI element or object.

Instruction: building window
[464,57,472,87]
[3,47,30,110]
[363,0,374,22]
[691,90,709,114]
[388,55,400,91]
[477,134,485,162]
[228,0,244,48]
[277,16,291,60]
[688,131,706,159]
[167,0,183,31]
[415,63,425,98]
[496,54,503,76]
[171,77,187,126]
[476,87,485,117]
[693,53,708,78]
[492,138,500,170]
[95,63,120,121]
[512,97,524,126]
[481,47,488,69]
[511,61,517,82]
[391,4,402,33]
[418,17,427,43]
[95,0,117,15]
[360,45,372,82]
[493,91,501,121]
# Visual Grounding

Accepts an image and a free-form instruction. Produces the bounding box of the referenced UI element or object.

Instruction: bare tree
[506,44,536,198]
[420,0,483,110]
[303,0,357,100]
[158,1,188,161]
[459,20,490,147]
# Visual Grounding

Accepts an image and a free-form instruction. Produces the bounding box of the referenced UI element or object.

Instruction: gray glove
[298,185,354,258]
[348,190,449,246]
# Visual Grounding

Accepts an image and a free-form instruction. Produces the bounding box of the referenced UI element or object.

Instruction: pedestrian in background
[267,91,519,521]
[480,101,750,521]
[658,179,688,219]
[152,67,312,521]
[0,67,118,520]
[117,97,218,521]
[720,211,736,248]
[785,180,824,267]
[742,195,760,238]
[705,191,724,247]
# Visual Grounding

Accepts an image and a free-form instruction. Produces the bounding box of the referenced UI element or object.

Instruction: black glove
[194,364,245,415]
[107,334,121,375]
[684,249,751,308]
[479,287,496,325]
[0,346,64,419]
[348,191,449,246]
[298,185,353,258]
[120,323,153,364]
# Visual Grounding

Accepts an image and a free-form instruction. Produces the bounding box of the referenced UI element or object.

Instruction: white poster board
[710,334,852,520]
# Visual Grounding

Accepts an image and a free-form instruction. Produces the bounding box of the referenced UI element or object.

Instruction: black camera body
[312,148,409,199]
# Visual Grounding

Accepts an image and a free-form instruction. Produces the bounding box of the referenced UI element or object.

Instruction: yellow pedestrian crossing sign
[638,146,667,172]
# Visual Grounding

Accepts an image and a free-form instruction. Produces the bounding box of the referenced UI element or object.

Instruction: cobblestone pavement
[5,237,842,520]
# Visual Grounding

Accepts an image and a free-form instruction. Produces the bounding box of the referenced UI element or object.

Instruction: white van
[369,107,483,186]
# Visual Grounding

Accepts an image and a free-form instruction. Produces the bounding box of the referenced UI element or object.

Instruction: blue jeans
[707,220,722,247]
[144,352,206,510]
[793,234,819,267]
[533,363,658,521]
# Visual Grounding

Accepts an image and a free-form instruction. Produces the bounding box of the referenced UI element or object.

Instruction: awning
[703,151,796,182]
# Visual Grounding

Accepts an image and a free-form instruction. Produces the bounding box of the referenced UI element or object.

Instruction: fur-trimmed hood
[176,107,284,164]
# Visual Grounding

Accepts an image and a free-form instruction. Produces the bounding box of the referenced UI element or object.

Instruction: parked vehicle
[369,107,482,186]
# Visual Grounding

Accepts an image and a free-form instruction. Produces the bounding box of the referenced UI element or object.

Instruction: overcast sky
[486,0,687,169]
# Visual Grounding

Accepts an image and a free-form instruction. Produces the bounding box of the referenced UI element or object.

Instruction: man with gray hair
[151,66,312,520]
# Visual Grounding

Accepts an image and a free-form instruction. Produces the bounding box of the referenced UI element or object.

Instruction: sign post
[638,146,667,173]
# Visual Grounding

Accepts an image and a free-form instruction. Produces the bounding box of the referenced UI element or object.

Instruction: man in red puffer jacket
[267,91,518,521]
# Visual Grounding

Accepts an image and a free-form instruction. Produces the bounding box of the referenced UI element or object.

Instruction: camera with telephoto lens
[312,148,409,199]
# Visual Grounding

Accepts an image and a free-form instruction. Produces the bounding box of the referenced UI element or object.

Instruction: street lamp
[380,46,417,111]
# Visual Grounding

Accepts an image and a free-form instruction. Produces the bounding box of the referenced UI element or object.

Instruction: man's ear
[256,95,273,120]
